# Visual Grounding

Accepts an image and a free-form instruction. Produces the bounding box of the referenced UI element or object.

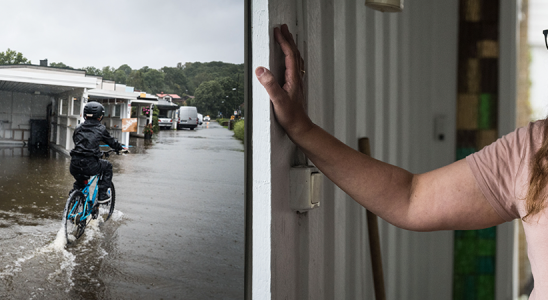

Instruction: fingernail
[255,67,265,77]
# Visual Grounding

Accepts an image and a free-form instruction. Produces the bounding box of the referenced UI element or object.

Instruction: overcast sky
[0,0,244,70]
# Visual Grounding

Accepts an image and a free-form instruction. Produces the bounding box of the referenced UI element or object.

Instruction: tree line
[0,48,244,117]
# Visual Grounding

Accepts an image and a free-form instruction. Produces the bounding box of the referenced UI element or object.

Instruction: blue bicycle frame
[65,147,122,244]
[69,174,100,223]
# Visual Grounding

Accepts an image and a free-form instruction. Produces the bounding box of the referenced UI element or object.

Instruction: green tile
[454,275,476,300]
[476,275,495,300]
[476,256,495,274]
[478,93,495,130]
[456,148,477,160]
[453,274,464,299]
[465,275,476,300]
[476,239,496,256]
[462,230,478,239]
[454,248,476,274]
[477,227,496,239]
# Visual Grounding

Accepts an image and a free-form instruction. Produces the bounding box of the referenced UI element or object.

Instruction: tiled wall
[453,0,499,298]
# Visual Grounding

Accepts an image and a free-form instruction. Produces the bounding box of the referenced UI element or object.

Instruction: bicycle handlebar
[102,148,129,158]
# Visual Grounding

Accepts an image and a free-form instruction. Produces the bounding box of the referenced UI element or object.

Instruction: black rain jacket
[70,118,123,158]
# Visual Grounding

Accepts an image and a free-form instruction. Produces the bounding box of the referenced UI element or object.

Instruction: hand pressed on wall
[255,24,312,138]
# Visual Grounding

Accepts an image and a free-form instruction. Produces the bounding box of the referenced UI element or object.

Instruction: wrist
[284,116,315,140]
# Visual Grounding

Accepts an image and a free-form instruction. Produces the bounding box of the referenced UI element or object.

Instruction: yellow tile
[477,40,499,58]
[457,94,479,130]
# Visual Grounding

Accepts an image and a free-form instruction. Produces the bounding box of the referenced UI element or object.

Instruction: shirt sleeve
[101,127,123,151]
[466,126,528,222]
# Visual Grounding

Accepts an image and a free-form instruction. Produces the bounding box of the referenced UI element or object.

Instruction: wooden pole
[358,137,386,300]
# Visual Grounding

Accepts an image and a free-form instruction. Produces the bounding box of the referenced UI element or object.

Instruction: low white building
[0,65,153,155]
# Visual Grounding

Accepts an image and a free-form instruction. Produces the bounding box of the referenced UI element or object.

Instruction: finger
[274,27,301,84]
[281,24,298,50]
[281,24,303,71]
[280,25,305,77]
[255,67,287,104]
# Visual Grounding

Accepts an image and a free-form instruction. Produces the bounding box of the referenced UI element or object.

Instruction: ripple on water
[0,209,124,299]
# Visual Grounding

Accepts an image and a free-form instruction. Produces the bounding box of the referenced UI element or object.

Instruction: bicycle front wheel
[64,190,86,244]
[98,182,116,222]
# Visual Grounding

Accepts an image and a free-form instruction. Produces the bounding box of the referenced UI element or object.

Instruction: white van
[197,113,203,126]
[177,106,198,130]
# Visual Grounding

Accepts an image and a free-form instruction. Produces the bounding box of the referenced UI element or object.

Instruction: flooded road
[0,121,245,299]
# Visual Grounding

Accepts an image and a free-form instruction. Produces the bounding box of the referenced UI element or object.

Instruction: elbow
[387,216,443,232]
[384,216,435,232]
[385,180,440,232]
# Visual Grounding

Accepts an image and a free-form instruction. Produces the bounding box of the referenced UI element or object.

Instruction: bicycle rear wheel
[64,190,86,244]
[98,182,116,222]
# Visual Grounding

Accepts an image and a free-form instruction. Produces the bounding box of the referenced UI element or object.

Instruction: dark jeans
[70,156,113,197]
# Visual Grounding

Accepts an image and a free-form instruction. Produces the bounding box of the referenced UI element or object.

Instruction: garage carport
[87,87,141,146]
[156,97,178,130]
[0,65,96,153]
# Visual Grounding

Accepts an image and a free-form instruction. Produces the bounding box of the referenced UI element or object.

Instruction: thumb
[255,67,286,103]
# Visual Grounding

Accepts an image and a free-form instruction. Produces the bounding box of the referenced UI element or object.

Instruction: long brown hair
[524,120,548,221]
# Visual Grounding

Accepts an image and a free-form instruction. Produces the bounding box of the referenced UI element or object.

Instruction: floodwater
[0,121,245,299]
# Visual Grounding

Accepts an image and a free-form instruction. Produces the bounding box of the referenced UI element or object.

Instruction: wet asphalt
[0,121,245,299]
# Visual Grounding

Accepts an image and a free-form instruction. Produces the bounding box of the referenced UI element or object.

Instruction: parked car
[177,106,198,130]
[158,117,173,129]
[197,113,203,125]
[158,110,175,129]
[204,115,211,122]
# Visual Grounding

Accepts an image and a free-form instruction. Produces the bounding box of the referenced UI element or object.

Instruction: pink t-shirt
[467,120,547,298]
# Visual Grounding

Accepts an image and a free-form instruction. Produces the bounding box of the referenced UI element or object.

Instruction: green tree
[193,80,223,116]
[113,69,127,84]
[50,62,73,69]
[102,66,116,81]
[143,69,165,94]
[127,70,145,91]
[191,72,215,94]
[117,64,132,76]
[162,66,188,96]
[217,76,243,115]
[152,105,160,133]
[83,66,102,76]
[0,48,30,65]
[181,61,243,95]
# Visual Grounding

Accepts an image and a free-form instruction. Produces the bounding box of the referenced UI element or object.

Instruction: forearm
[288,122,416,229]
[256,24,417,228]
[257,24,505,232]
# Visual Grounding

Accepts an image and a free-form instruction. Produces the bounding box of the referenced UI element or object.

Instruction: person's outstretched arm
[255,24,505,232]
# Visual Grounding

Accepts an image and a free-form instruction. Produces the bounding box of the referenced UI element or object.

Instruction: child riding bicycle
[69,101,127,206]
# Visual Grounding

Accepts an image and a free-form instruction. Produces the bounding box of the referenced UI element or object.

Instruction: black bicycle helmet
[83,101,105,119]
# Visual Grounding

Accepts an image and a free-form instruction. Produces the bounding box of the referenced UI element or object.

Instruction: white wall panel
[308,1,458,299]
[251,0,273,299]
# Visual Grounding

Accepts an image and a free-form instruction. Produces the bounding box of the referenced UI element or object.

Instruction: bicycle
[63,149,125,244]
